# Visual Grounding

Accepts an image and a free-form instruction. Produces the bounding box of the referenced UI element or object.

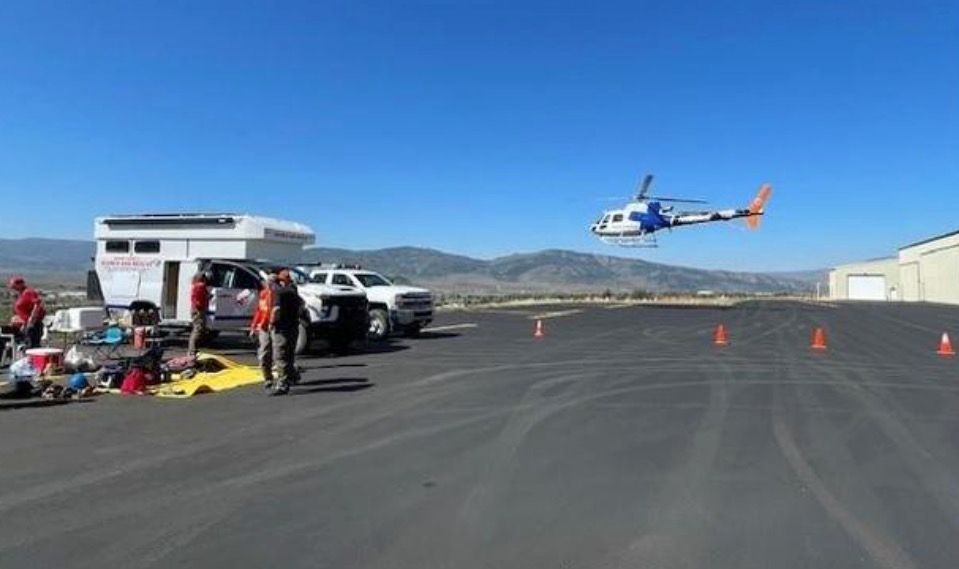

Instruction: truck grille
[329,295,368,315]
[398,294,433,310]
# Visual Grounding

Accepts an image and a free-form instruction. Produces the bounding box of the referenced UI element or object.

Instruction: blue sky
[0,1,956,271]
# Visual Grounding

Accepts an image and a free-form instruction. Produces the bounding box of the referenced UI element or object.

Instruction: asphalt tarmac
[2,301,959,568]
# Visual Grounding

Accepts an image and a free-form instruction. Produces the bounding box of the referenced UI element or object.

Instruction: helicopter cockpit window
[601,215,610,224]
[612,214,623,222]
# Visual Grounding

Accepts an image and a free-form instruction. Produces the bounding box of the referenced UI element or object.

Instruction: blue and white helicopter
[589,174,772,247]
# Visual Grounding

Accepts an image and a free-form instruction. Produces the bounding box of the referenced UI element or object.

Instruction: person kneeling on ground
[7,276,46,349]
[250,272,277,391]
[269,270,303,396]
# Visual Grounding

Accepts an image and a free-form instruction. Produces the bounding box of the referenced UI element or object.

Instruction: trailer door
[162,262,180,319]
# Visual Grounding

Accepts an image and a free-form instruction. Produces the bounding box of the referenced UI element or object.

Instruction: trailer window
[134,240,161,254]
[105,240,130,253]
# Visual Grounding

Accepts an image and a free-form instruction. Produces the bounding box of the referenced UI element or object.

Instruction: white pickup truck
[201,260,369,354]
[299,265,434,341]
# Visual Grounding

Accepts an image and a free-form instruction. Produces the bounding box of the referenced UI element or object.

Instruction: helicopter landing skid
[598,234,658,248]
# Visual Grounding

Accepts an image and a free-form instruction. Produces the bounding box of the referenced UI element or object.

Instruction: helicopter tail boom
[667,183,773,229]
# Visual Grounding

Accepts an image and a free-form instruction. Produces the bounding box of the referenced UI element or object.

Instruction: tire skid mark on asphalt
[417,357,952,377]
[15,363,555,512]
[846,302,959,337]
[639,320,712,346]
[0,404,520,552]
[733,302,800,347]
[420,323,479,333]
[804,333,959,535]
[827,303,956,373]
[1,368,776,535]
[3,301,956,547]
[527,309,583,320]
[5,300,957,567]
[613,347,736,567]
[770,304,918,569]
[789,378,929,551]
[771,394,918,569]
[453,370,598,553]
[81,501,236,569]
[5,374,957,552]
[0,363,499,515]
[1,353,953,525]
[5,352,940,520]
[585,399,919,418]
[0,362,579,546]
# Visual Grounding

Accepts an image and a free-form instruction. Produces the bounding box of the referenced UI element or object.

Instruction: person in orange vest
[249,272,277,388]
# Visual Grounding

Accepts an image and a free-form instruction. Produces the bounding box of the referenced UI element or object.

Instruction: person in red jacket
[249,272,276,388]
[7,276,45,348]
[187,272,210,355]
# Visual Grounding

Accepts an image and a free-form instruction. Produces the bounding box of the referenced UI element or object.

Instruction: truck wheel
[403,323,422,337]
[295,319,310,355]
[368,308,389,341]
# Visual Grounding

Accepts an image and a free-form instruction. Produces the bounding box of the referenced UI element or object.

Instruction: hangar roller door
[847,275,886,300]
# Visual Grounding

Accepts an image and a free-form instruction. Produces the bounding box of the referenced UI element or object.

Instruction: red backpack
[120,367,147,394]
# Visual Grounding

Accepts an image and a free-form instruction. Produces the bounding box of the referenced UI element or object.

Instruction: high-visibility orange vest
[250,286,274,331]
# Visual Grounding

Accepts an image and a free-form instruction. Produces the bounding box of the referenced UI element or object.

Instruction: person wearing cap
[249,272,277,389]
[269,269,303,395]
[187,272,211,355]
[7,276,45,349]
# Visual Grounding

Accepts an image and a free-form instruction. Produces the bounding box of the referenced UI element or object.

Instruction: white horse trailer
[93,213,370,354]
[94,213,314,326]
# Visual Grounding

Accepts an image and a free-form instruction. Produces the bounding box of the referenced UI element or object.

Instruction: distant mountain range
[302,246,824,294]
[0,238,95,287]
[0,238,824,294]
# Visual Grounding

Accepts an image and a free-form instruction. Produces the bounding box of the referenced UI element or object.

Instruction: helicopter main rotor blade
[636,174,654,200]
[649,196,709,204]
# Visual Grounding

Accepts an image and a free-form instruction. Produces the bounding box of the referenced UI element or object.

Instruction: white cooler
[49,307,107,333]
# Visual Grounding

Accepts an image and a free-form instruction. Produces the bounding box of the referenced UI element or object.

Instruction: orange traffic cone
[533,319,545,339]
[811,327,827,351]
[713,324,729,346]
[937,332,955,357]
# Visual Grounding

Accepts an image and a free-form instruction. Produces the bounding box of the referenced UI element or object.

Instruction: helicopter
[589,174,772,247]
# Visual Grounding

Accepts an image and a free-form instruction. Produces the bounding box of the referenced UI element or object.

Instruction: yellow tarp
[152,352,263,399]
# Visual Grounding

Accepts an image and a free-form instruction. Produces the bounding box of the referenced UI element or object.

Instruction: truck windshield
[355,273,392,287]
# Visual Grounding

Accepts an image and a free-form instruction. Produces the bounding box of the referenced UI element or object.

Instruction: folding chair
[0,333,22,369]
[82,326,126,362]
